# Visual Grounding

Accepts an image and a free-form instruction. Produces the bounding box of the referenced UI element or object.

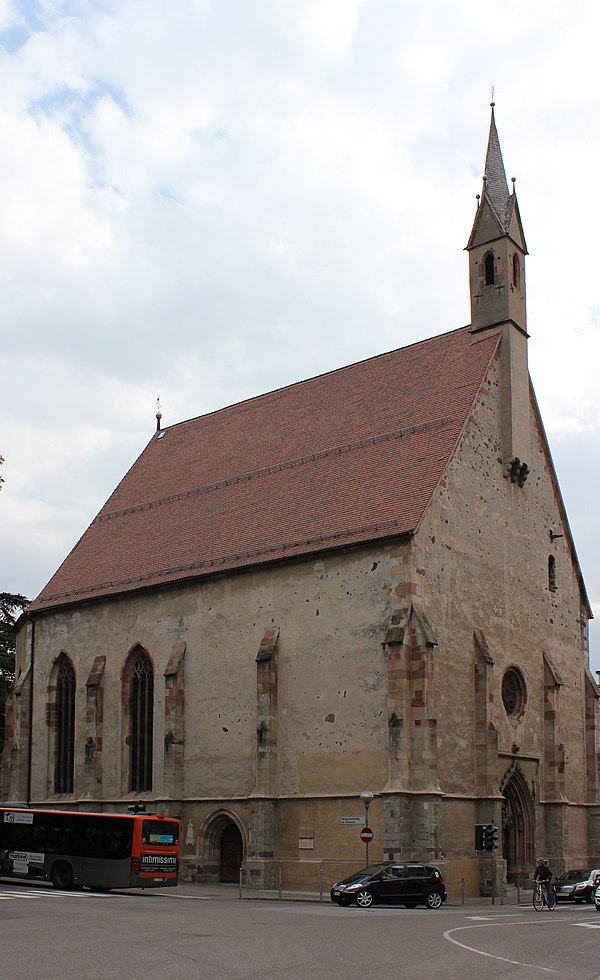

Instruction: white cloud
[0,0,599,673]
[293,0,366,59]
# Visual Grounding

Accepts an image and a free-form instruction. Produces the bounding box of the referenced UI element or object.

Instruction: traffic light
[475,822,499,852]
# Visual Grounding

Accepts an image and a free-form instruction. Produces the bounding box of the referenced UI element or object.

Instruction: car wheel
[51,861,74,890]
[356,889,374,908]
[424,890,443,910]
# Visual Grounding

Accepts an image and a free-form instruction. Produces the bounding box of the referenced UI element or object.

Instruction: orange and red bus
[0,806,179,891]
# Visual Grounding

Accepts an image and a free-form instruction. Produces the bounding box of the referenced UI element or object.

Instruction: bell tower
[466,104,530,469]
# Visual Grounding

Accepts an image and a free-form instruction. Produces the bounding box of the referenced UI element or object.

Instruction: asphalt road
[1,882,600,979]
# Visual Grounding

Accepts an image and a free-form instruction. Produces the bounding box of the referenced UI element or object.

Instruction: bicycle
[533,880,556,911]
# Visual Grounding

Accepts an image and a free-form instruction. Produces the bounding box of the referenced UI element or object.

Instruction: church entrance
[220,822,243,882]
[502,768,535,882]
[202,811,245,883]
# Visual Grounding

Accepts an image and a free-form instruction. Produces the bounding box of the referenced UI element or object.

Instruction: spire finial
[156,396,162,432]
[490,84,495,107]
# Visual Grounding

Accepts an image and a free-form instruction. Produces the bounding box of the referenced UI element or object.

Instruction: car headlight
[344,883,363,891]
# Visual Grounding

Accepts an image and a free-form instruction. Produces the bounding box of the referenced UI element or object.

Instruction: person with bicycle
[534,857,554,908]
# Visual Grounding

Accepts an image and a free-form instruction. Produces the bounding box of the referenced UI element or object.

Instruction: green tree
[0,593,29,753]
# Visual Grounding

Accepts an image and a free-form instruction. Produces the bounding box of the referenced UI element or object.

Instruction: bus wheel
[51,861,74,890]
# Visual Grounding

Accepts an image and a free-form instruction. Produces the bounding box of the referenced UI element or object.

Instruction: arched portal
[201,811,245,883]
[502,767,535,881]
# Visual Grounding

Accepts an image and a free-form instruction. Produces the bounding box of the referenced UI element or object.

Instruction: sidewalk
[150,880,530,906]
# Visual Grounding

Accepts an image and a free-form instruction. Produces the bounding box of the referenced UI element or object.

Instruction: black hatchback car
[330,862,446,909]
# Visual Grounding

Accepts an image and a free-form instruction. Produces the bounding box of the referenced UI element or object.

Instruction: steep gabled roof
[466,105,527,254]
[30,326,500,613]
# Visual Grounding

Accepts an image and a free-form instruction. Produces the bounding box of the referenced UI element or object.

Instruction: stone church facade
[3,109,599,896]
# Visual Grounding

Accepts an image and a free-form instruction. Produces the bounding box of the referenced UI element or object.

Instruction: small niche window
[548,555,557,593]
[484,252,495,286]
[512,253,521,288]
[501,667,527,718]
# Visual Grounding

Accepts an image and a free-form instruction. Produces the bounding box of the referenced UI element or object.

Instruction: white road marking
[444,919,558,974]
[0,887,114,900]
[465,914,522,920]
[573,922,600,929]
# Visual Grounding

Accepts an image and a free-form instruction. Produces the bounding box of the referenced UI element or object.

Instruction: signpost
[360,826,374,866]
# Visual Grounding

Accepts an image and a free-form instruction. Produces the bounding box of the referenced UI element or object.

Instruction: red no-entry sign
[360,826,374,843]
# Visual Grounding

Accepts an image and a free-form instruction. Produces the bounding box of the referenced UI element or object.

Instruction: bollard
[516,877,520,904]
[320,868,324,902]
[460,877,465,906]
[239,867,243,900]
[278,868,282,900]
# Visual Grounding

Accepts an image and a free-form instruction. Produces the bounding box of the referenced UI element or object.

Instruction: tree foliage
[0,592,29,753]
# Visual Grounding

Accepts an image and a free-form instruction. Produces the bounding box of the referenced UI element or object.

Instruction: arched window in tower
[129,648,154,791]
[548,555,557,593]
[513,253,521,288]
[484,252,495,286]
[54,654,75,794]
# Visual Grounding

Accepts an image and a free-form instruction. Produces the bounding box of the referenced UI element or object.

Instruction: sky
[1,0,599,675]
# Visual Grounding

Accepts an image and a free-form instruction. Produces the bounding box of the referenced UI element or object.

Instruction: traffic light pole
[490,821,499,905]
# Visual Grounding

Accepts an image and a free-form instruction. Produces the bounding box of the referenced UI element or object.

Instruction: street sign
[360,826,374,844]
[340,816,364,825]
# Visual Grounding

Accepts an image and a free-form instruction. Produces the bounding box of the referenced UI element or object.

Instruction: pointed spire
[482,103,512,231]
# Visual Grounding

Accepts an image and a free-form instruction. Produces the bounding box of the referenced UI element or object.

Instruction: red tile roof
[31,326,500,612]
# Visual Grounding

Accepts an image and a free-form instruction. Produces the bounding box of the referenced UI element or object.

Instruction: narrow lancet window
[484,252,495,286]
[513,253,520,288]
[548,555,557,593]
[54,655,75,793]
[129,649,154,791]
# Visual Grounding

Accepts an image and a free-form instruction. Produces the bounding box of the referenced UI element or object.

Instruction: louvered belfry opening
[129,649,154,791]
[54,657,75,793]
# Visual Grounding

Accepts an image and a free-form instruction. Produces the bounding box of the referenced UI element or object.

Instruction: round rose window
[501,667,527,718]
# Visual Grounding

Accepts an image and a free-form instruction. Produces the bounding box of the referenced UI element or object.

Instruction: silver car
[594,882,600,912]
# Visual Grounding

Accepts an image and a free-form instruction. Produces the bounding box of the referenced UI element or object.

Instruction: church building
[3,108,599,896]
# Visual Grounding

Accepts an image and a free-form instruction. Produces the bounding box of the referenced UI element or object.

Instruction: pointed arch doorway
[203,812,245,883]
[502,768,535,881]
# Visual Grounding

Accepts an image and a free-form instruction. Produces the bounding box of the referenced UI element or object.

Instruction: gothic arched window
[548,555,557,593]
[129,648,154,791]
[54,655,75,794]
[484,252,495,286]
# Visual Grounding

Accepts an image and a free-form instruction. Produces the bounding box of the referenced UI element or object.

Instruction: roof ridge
[98,416,455,523]
[158,325,474,434]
